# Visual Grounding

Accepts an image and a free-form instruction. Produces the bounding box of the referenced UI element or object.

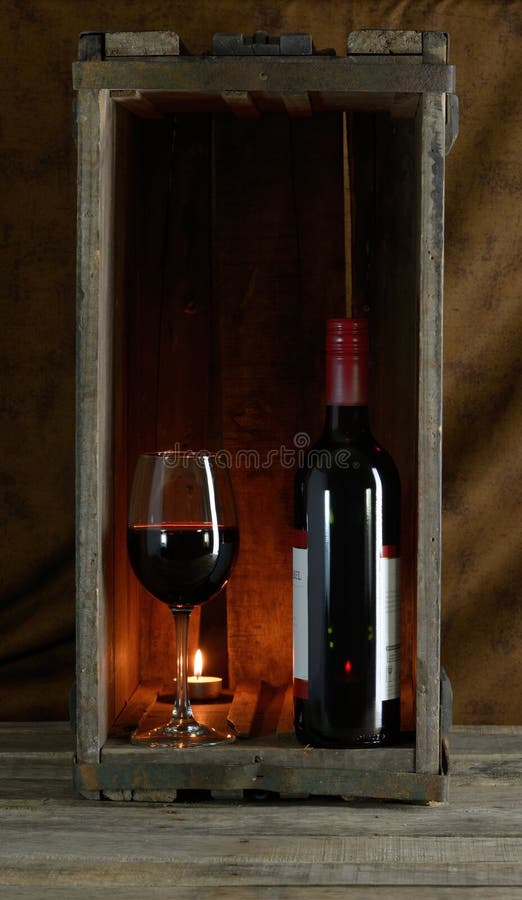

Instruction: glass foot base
[131,720,236,749]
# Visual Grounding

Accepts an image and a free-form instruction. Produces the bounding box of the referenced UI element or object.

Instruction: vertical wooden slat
[348,111,419,732]
[372,114,419,734]
[112,105,141,720]
[153,114,223,683]
[76,89,115,763]
[117,114,214,687]
[213,113,345,689]
[415,90,445,773]
[126,118,173,686]
[347,112,376,315]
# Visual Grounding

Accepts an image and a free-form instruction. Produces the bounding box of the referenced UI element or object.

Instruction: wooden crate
[73,28,457,802]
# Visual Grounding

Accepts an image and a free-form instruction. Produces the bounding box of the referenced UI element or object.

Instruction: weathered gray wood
[2,891,522,900]
[72,58,456,96]
[0,721,73,752]
[101,735,414,771]
[421,33,458,159]
[0,723,522,808]
[105,31,180,58]
[95,725,421,798]
[415,91,446,775]
[348,30,423,55]
[76,760,444,801]
[1,724,521,834]
[0,724,522,888]
[0,838,521,887]
[450,725,522,749]
[422,32,448,65]
[76,89,116,765]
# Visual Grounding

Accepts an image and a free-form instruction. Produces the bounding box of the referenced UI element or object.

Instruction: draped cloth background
[0,0,520,723]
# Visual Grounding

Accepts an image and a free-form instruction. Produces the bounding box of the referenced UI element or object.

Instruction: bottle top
[325,317,368,406]
[326,317,368,358]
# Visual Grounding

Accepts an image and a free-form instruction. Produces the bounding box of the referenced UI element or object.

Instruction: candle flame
[194,649,203,680]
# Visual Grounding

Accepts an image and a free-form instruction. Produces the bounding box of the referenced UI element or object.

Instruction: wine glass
[127,451,238,748]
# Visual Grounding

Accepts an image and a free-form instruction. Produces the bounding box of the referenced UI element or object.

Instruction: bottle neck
[325,404,369,437]
[325,344,368,407]
[324,334,369,437]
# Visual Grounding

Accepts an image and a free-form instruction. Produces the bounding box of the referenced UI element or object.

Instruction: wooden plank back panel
[375,113,419,733]
[348,111,418,733]
[112,104,140,723]
[373,113,419,734]
[115,116,171,699]
[213,112,346,689]
[112,113,214,696]
[141,113,215,684]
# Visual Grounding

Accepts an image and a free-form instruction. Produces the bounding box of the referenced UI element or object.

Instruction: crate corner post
[75,77,117,780]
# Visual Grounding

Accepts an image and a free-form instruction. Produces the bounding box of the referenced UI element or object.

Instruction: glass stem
[171,609,195,726]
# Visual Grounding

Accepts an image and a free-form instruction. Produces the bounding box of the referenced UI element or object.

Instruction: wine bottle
[293,317,401,747]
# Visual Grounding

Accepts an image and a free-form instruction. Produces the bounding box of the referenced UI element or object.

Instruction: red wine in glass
[127,452,238,748]
[128,523,239,608]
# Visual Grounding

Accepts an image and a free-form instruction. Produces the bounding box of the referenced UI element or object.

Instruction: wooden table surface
[0,724,521,898]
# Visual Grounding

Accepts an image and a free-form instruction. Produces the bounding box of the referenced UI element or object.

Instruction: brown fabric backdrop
[0,0,520,723]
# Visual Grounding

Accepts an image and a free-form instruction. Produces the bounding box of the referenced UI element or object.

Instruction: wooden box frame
[73,28,457,802]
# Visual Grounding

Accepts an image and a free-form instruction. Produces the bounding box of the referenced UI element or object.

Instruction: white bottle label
[377,555,401,701]
[292,535,400,703]
[292,536,308,698]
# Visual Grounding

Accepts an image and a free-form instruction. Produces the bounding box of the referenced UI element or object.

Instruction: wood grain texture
[1,891,522,900]
[348,111,419,731]
[213,111,345,689]
[227,682,262,737]
[415,91,445,773]
[1,724,522,893]
[101,735,415,771]
[75,89,115,763]
[112,104,140,724]
[72,58,455,95]
[0,721,521,891]
[105,31,180,57]
[113,112,215,691]
[348,30,423,55]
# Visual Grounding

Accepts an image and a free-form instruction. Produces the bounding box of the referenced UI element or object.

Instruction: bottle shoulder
[298,431,398,477]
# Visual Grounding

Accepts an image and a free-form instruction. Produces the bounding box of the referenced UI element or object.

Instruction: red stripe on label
[381,545,399,559]
[293,677,308,699]
[293,530,308,549]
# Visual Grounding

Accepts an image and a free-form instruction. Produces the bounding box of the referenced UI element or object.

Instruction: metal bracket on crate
[212,31,315,56]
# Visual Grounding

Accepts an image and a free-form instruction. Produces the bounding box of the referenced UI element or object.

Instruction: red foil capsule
[325,317,369,406]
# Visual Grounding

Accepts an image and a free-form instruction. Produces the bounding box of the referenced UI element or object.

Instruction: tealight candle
[187,649,222,701]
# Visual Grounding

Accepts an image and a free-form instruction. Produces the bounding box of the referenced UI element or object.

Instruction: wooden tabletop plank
[0,724,520,893]
[3,890,522,899]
